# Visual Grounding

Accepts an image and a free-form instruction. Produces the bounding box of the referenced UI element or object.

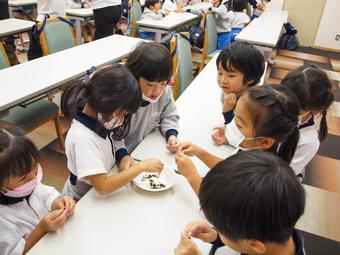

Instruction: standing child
[0,128,76,255]
[175,150,306,255]
[139,0,167,40]
[176,84,300,194]
[281,65,334,180]
[61,64,164,201]
[114,42,180,167]
[211,41,264,145]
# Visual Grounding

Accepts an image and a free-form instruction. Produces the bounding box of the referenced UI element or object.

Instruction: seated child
[229,0,250,42]
[140,0,167,40]
[175,150,306,255]
[0,128,75,255]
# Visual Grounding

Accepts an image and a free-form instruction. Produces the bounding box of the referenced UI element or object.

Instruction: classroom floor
[16,45,340,255]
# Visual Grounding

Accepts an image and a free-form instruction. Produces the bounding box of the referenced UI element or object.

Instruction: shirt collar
[140,100,151,107]
[299,117,315,129]
[0,193,31,205]
[74,108,109,139]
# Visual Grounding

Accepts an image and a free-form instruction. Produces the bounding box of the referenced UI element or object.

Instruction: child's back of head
[199,149,305,245]
[232,0,247,12]
[145,0,160,10]
[281,65,334,141]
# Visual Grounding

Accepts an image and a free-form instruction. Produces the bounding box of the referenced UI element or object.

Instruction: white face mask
[142,94,161,104]
[298,110,313,126]
[225,119,264,149]
[97,113,123,130]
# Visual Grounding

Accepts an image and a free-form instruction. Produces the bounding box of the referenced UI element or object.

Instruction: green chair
[0,43,65,150]
[170,34,194,99]
[130,0,142,37]
[39,18,75,55]
[199,12,219,71]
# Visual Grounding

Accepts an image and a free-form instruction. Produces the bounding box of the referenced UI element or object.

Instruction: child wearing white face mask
[60,64,164,201]
[0,128,76,255]
[175,84,300,195]
[114,42,180,169]
[281,65,334,180]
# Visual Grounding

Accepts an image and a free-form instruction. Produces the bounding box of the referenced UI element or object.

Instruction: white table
[137,12,198,42]
[0,18,35,38]
[8,0,37,7]
[0,35,143,112]
[236,9,288,62]
[66,8,93,45]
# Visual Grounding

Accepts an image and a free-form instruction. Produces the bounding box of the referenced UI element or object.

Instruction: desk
[66,8,93,45]
[137,12,198,41]
[236,9,288,61]
[0,35,143,112]
[0,18,35,38]
[8,0,37,7]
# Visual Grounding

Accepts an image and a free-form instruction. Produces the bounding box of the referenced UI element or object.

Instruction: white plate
[133,165,176,192]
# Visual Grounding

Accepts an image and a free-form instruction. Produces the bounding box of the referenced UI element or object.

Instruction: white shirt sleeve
[290,127,320,176]
[37,183,61,211]
[72,138,107,180]
[0,218,26,255]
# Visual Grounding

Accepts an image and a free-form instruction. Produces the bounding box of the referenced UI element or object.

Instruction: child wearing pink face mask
[0,128,76,255]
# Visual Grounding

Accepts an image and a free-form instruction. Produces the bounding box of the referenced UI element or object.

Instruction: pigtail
[277,126,300,164]
[61,79,88,119]
[319,110,328,141]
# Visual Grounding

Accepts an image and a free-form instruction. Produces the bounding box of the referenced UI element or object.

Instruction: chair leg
[54,111,65,151]
[199,55,206,72]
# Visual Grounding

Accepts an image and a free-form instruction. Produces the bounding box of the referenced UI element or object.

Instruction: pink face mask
[0,164,43,198]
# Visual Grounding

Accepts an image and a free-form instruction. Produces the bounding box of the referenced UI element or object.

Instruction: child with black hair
[176,84,300,194]
[281,65,334,179]
[229,0,250,42]
[114,42,180,169]
[0,128,76,255]
[211,41,265,145]
[175,150,306,255]
[61,64,164,201]
[139,0,168,40]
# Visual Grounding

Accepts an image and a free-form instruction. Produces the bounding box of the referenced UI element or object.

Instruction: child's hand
[175,153,198,179]
[38,209,69,234]
[84,2,91,8]
[175,7,184,13]
[137,158,164,173]
[211,127,227,145]
[119,155,133,172]
[223,93,237,113]
[175,232,202,255]
[180,142,202,157]
[166,136,182,153]
[52,196,76,216]
[256,2,265,10]
[183,221,218,243]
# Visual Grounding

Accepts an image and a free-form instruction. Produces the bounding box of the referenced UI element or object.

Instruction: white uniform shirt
[290,125,320,177]
[63,119,117,200]
[0,183,60,255]
[36,0,81,21]
[91,0,121,9]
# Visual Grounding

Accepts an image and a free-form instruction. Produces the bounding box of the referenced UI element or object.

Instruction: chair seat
[1,99,59,131]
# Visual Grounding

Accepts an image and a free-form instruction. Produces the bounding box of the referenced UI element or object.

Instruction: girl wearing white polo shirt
[281,65,334,180]
[61,64,164,201]
[92,0,122,39]
[0,128,75,255]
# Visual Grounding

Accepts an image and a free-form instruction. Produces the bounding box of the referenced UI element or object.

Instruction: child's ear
[246,239,266,254]
[258,137,275,150]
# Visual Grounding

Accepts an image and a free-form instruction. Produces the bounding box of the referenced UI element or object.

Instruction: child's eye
[228,75,236,78]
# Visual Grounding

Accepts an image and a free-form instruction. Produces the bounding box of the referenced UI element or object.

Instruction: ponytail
[277,126,300,164]
[61,79,87,119]
[319,110,328,141]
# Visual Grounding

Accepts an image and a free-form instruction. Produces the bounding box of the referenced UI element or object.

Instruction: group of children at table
[140,0,271,49]
[0,40,334,255]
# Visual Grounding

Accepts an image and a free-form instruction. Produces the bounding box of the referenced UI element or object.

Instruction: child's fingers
[53,209,68,225]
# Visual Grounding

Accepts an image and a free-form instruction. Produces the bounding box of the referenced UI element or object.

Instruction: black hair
[281,65,334,141]
[199,150,305,244]
[126,42,172,83]
[216,41,265,86]
[242,84,300,163]
[0,128,40,186]
[145,0,160,9]
[61,63,142,140]
[231,0,248,12]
